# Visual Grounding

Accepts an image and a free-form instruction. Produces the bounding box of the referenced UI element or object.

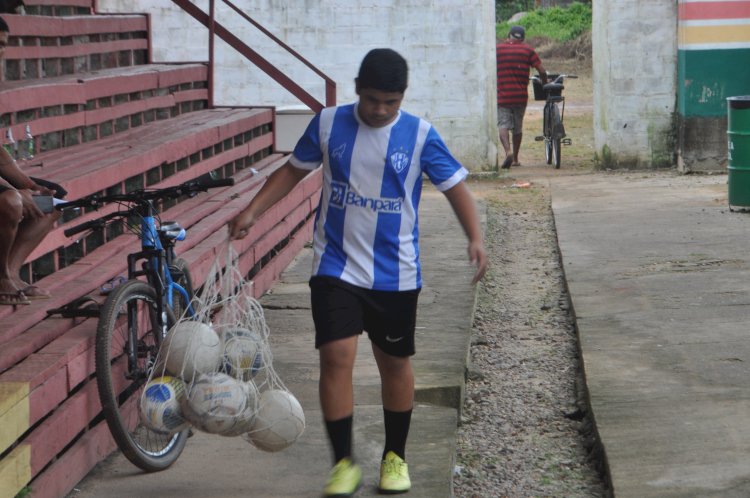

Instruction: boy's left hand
[468,240,488,284]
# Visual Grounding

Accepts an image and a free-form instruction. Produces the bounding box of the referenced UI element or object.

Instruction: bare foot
[22,285,51,300]
[0,279,30,306]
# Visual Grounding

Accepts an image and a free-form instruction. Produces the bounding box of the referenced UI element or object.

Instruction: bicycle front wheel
[552,137,562,169]
[545,138,553,164]
[96,279,188,472]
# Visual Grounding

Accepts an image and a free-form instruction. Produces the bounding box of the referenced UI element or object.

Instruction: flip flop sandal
[501,156,513,169]
[0,290,31,306]
[100,275,127,295]
[22,285,51,300]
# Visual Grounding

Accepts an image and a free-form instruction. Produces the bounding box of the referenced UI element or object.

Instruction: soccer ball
[163,321,221,381]
[139,376,189,434]
[220,380,260,437]
[245,389,305,452]
[221,327,264,381]
[183,372,248,434]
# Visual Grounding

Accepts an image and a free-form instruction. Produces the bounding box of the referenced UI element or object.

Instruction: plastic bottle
[19,125,34,161]
[3,128,17,159]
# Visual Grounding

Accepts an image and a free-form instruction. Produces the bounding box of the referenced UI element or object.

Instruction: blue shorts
[309,276,420,357]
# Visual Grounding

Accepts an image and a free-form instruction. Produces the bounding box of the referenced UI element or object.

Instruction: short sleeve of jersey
[421,126,468,192]
[289,113,323,170]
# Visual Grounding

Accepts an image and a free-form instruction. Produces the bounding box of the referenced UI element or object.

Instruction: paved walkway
[66,188,478,498]
[68,171,750,498]
[551,172,750,498]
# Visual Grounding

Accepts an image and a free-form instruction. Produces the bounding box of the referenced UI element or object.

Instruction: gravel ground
[452,176,610,498]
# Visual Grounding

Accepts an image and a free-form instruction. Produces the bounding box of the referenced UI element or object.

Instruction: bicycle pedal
[534,136,545,142]
[562,138,572,145]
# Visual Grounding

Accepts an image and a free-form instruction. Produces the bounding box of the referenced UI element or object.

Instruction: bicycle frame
[128,201,195,328]
[53,173,234,470]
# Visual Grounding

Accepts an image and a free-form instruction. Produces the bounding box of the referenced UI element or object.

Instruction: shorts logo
[390,150,410,174]
[385,335,404,343]
[329,181,403,214]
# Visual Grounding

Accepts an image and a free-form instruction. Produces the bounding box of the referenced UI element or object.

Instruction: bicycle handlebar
[59,173,235,211]
[60,173,235,237]
[63,212,117,237]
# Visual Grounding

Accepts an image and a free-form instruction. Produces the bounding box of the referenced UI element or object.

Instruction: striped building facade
[678,0,750,171]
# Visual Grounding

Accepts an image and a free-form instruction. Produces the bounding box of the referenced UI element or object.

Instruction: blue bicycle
[60,174,233,471]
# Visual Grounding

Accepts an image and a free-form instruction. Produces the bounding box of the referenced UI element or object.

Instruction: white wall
[97,0,498,170]
[592,0,677,167]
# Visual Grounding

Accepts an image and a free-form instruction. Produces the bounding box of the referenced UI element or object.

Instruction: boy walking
[229,48,487,496]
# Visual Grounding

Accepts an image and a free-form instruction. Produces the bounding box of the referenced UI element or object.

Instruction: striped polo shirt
[290,103,467,291]
[496,40,542,106]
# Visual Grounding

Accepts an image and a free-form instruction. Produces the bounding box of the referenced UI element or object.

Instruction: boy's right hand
[228,210,255,240]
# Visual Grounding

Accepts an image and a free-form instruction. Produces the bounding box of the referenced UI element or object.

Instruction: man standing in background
[496,25,547,169]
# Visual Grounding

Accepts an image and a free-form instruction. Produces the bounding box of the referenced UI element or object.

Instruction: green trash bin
[728,96,750,208]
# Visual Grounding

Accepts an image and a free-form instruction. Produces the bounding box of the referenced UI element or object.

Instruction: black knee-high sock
[325,415,353,464]
[383,408,412,461]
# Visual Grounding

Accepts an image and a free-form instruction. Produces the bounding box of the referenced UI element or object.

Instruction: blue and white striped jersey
[290,103,467,291]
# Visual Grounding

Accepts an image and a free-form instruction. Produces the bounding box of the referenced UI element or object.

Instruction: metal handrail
[171,0,336,112]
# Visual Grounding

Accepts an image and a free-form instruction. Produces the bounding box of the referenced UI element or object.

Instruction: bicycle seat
[159,221,186,241]
[543,82,564,93]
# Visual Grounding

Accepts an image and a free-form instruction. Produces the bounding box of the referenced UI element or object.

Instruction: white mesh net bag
[142,243,305,451]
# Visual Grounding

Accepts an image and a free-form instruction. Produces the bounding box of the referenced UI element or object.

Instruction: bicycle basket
[532,78,546,101]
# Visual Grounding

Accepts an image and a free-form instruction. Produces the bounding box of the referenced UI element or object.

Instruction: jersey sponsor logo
[389,149,411,174]
[329,180,403,214]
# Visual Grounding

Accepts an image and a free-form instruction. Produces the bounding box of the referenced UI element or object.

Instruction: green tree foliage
[496,0,536,22]
[496,1,592,42]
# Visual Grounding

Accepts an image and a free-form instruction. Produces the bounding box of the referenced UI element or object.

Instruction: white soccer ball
[245,389,305,452]
[221,327,264,381]
[163,321,221,381]
[220,380,260,437]
[139,376,189,434]
[183,372,248,434]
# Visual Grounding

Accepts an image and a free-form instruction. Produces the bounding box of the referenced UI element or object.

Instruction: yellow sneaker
[378,451,411,494]
[324,458,362,497]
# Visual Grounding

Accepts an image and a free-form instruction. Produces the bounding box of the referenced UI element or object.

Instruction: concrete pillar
[592,0,677,169]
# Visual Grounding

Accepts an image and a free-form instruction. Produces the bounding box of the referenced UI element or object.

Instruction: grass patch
[496,2,592,42]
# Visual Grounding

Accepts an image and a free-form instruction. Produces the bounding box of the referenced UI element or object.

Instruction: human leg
[8,210,59,297]
[0,190,29,304]
[310,277,365,496]
[497,106,514,168]
[512,131,523,165]
[511,106,527,166]
[319,336,358,430]
[371,345,413,494]
[319,337,362,496]
[372,343,413,453]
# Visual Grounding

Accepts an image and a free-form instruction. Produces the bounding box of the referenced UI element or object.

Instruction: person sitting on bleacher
[0,16,61,305]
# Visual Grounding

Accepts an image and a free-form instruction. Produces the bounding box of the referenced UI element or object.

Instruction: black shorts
[309,276,420,357]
